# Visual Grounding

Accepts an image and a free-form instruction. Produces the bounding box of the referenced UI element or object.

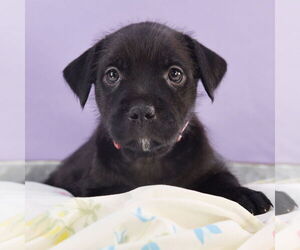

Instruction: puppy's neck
[95,116,208,182]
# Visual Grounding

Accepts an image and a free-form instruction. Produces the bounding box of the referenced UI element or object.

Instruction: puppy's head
[63,22,227,159]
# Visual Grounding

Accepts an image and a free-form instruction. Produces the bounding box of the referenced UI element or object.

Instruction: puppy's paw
[222,187,273,215]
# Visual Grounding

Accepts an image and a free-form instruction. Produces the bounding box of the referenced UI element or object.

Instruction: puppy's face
[63,22,227,159]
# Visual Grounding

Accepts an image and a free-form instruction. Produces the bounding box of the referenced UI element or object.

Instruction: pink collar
[113,121,189,150]
[176,121,189,142]
[113,141,122,150]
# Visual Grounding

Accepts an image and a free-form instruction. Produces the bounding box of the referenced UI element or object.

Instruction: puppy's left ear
[63,43,100,108]
[184,35,227,101]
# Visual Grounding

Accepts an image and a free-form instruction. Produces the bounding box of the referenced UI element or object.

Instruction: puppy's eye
[104,67,120,85]
[167,66,185,85]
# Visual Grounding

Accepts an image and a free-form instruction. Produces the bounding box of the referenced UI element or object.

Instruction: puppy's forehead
[101,23,191,68]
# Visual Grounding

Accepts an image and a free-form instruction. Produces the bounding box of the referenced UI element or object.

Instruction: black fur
[46,22,272,215]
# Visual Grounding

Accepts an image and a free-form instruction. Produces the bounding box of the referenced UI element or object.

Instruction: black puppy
[46,22,272,215]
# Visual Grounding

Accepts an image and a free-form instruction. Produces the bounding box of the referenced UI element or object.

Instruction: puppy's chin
[121,145,172,161]
[114,138,175,160]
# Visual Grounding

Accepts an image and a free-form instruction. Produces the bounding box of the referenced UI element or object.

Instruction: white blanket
[0,182,299,250]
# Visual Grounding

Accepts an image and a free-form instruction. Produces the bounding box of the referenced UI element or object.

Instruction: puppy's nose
[128,105,156,121]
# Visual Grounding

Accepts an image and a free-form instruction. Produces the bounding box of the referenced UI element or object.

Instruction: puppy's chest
[127,158,189,186]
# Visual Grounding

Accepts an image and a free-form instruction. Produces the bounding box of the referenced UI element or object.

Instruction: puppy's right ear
[63,43,100,108]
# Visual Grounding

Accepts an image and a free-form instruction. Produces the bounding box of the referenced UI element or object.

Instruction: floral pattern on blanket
[24,185,273,250]
[0,182,291,250]
[193,224,222,244]
[3,181,300,249]
[26,198,102,246]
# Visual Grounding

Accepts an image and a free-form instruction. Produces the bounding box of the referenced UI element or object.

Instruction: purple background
[276,0,300,164]
[26,0,275,163]
[0,0,24,160]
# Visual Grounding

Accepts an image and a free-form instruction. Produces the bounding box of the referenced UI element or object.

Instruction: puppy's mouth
[113,138,164,153]
[112,121,189,153]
